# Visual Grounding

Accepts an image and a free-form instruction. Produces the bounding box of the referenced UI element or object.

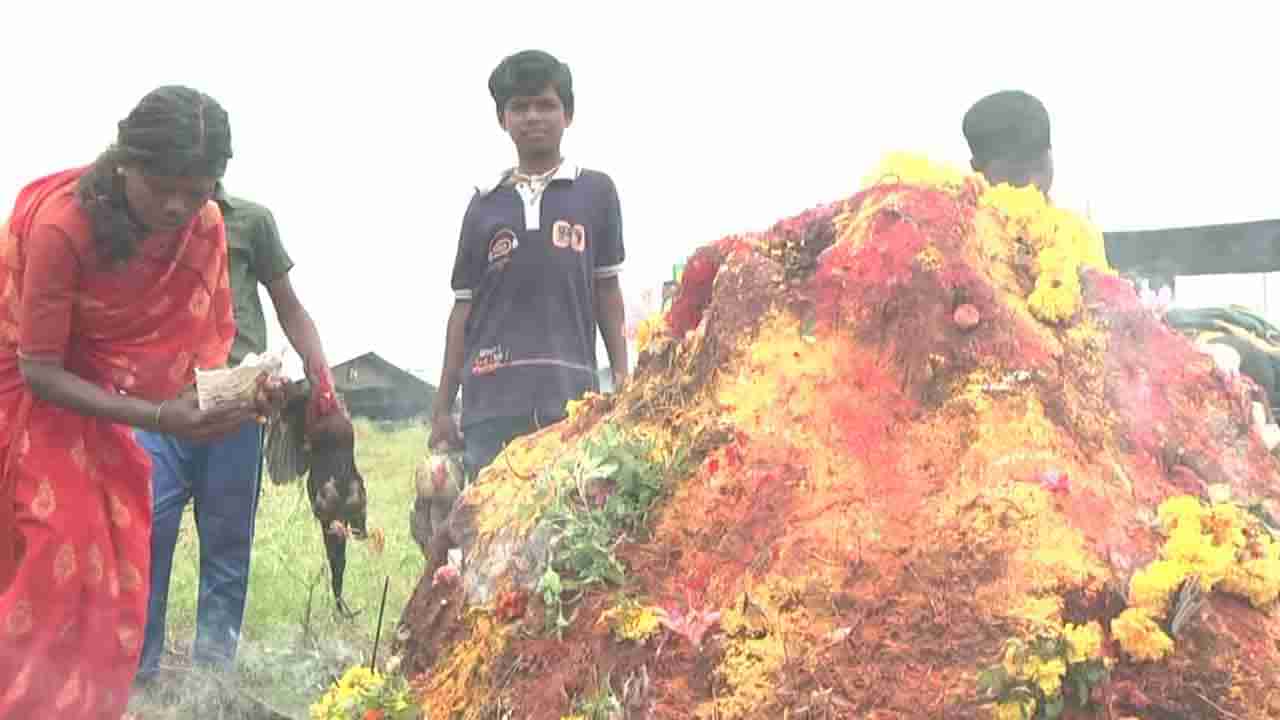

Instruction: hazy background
[4,2,1277,381]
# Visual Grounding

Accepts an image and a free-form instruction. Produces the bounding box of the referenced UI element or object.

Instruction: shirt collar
[479,161,580,195]
[214,183,241,214]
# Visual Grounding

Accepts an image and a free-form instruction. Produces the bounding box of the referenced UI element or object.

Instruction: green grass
[129,418,428,719]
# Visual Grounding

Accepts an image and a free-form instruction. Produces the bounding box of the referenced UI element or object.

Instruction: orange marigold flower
[1111,608,1173,662]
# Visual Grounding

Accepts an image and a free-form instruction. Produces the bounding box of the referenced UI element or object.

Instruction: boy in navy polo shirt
[962,90,1054,196]
[430,49,628,480]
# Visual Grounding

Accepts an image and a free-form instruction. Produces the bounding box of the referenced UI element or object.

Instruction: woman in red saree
[0,86,280,719]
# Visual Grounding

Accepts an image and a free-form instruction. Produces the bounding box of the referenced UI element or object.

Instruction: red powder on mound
[667,236,751,338]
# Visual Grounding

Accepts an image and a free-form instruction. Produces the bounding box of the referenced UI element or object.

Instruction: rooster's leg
[323,523,360,619]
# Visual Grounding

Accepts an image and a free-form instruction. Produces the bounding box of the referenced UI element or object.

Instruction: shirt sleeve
[449,194,483,302]
[252,208,294,284]
[17,224,81,361]
[594,175,624,279]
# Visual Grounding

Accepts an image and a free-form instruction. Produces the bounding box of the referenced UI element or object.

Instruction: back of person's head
[962,90,1053,192]
[488,50,574,118]
[78,85,233,264]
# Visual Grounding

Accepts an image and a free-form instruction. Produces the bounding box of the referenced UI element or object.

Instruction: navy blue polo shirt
[450,162,624,429]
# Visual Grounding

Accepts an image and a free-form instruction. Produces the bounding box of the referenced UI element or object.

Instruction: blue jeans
[463,412,564,480]
[134,421,264,679]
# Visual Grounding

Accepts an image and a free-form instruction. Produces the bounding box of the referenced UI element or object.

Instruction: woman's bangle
[154,400,168,432]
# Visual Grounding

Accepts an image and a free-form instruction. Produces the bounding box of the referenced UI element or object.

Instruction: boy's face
[499,84,572,157]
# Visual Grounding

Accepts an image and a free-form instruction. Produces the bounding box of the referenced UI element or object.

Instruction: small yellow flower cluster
[1062,621,1104,664]
[978,183,1110,324]
[1110,607,1174,663]
[987,621,1107,719]
[598,599,664,643]
[1001,644,1067,699]
[993,695,1036,720]
[633,314,665,355]
[564,392,604,424]
[310,666,384,720]
[309,665,417,720]
[1115,495,1280,662]
[1151,495,1280,606]
[915,245,944,272]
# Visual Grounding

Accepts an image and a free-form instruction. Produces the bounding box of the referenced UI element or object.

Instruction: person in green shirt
[134,185,339,681]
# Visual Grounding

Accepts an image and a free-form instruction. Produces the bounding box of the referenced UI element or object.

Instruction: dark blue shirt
[450,163,624,428]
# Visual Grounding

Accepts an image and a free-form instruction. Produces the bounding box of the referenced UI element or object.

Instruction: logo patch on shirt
[472,345,507,376]
[551,220,586,253]
[487,228,518,264]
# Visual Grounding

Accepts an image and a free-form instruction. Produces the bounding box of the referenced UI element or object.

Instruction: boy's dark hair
[488,50,574,117]
[76,85,233,264]
[962,90,1050,166]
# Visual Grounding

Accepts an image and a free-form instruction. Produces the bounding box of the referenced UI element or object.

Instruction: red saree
[0,168,235,718]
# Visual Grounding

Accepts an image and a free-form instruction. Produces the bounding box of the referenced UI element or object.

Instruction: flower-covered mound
[393,153,1280,719]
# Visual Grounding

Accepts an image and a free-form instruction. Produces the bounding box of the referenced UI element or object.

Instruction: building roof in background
[1105,219,1280,277]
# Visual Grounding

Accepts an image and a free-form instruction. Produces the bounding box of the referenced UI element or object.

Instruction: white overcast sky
[3,2,1278,380]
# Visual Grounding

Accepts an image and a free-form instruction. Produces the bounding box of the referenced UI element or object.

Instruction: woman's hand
[156,388,258,442]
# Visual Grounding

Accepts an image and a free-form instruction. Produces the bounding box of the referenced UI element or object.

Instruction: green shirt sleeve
[252,209,294,284]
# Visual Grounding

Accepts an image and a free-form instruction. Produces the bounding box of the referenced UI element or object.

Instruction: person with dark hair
[134,182,341,684]
[962,89,1054,195]
[430,48,628,482]
[0,85,281,718]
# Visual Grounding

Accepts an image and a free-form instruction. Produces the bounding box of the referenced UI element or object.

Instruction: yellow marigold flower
[1063,621,1104,664]
[310,665,389,720]
[1128,558,1191,615]
[634,315,662,353]
[980,182,1047,232]
[1220,554,1280,608]
[1157,495,1206,534]
[599,600,664,643]
[1111,607,1174,662]
[993,696,1037,720]
[561,715,588,720]
[915,246,943,272]
[1163,526,1233,588]
[1034,656,1067,698]
[1028,266,1082,323]
[564,392,607,424]
[861,151,971,190]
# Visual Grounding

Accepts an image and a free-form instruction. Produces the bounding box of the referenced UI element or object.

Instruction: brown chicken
[264,365,368,618]
[410,448,464,559]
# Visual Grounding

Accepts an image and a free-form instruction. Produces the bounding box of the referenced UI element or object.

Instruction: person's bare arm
[19,358,254,440]
[430,301,470,449]
[595,276,628,388]
[20,358,166,429]
[265,273,330,380]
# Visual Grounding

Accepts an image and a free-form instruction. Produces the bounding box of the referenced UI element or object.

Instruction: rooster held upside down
[264,368,369,618]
